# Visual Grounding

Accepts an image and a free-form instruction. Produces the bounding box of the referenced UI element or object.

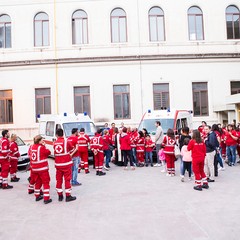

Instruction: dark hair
[202,121,207,125]
[80,128,85,132]
[182,126,189,135]
[183,138,190,146]
[211,124,219,132]
[146,134,150,138]
[156,121,161,126]
[138,131,144,138]
[142,128,148,135]
[192,130,202,144]
[2,129,8,137]
[206,125,211,130]
[71,128,78,134]
[56,128,64,137]
[97,129,102,134]
[166,128,175,139]
[122,127,127,133]
[114,127,119,134]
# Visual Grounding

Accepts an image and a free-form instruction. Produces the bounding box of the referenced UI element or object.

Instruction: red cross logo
[55,145,63,154]
[32,152,37,161]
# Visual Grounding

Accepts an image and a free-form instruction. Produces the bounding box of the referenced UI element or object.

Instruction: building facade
[0,0,240,140]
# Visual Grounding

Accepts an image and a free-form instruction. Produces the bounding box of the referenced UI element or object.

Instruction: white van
[138,109,193,137]
[38,113,96,157]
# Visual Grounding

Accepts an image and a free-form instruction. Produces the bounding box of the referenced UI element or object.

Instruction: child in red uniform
[136,131,145,167]
[145,134,155,167]
[187,130,209,191]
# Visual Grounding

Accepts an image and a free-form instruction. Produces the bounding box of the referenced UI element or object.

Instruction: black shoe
[202,183,209,189]
[96,171,99,175]
[11,178,20,182]
[207,178,215,183]
[66,195,77,202]
[98,171,106,176]
[151,164,153,167]
[0,183,2,189]
[2,184,13,189]
[85,170,90,174]
[44,199,52,204]
[27,177,31,183]
[145,164,148,167]
[193,185,202,191]
[28,190,34,194]
[36,196,43,201]
[58,195,64,202]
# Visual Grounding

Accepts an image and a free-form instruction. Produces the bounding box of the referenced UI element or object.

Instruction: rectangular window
[153,83,169,110]
[113,85,131,119]
[231,81,240,95]
[192,82,209,116]
[0,90,13,124]
[74,86,91,116]
[35,88,51,120]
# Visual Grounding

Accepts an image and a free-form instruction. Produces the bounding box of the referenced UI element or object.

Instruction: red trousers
[32,170,51,200]
[10,159,18,178]
[94,152,104,172]
[79,151,89,173]
[137,152,145,164]
[56,167,72,197]
[0,159,10,187]
[165,154,175,174]
[192,159,208,186]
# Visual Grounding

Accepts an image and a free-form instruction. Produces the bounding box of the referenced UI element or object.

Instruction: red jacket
[90,134,104,153]
[31,144,51,172]
[9,141,20,160]
[187,139,206,162]
[102,134,112,150]
[136,137,145,153]
[145,139,155,152]
[162,136,175,155]
[67,135,79,158]
[54,137,73,168]
[130,131,138,148]
[225,130,238,146]
[0,137,10,160]
[78,132,90,153]
[119,133,132,151]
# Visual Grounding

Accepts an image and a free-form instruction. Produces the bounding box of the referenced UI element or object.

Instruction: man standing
[154,121,164,167]
[78,128,90,174]
[54,128,76,202]
[0,130,13,189]
[68,128,81,186]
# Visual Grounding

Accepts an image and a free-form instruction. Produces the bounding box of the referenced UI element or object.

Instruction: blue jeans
[104,150,111,167]
[179,155,184,175]
[216,150,224,168]
[132,148,137,164]
[145,151,153,165]
[226,145,237,165]
[72,156,80,183]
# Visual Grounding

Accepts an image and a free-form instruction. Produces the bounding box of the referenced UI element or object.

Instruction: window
[113,85,131,119]
[111,8,127,43]
[46,121,55,136]
[226,6,240,39]
[34,12,49,47]
[153,83,169,110]
[149,7,165,42]
[74,87,91,116]
[35,88,51,119]
[231,81,240,94]
[192,82,208,116]
[72,10,88,45]
[0,90,13,124]
[0,14,11,48]
[188,6,204,40]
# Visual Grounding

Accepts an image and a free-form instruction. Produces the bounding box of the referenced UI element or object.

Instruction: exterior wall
[0,0,240,140]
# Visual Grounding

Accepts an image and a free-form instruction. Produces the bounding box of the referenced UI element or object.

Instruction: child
[158,148,166,172]
[180,138,192,182]
[145,134,155,167]
[136,131,145,167]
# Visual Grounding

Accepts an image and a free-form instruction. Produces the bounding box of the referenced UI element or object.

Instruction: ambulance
[138,109,193,138]
[37,112,96,157]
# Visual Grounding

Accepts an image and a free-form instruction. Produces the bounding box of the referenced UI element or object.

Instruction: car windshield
[15,137,25,146]
[138,119,174,135]
[63,122,96,137]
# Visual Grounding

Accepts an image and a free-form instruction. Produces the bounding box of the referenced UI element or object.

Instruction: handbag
[174,144,181,158]
[108,144,115,151]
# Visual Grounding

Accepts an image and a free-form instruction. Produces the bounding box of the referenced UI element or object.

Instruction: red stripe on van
[44,140,54,146]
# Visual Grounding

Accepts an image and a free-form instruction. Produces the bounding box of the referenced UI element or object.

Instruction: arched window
[149,7,165,42]
[34,12,49,47]
[226,5,240,39]
[188,6,204,40]
[111,8,127,43]
[72,10,88,45]
[0,14,11,48]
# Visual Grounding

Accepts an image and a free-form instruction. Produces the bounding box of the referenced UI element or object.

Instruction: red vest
[162,136,175,155]
[136,137,145,152]
[78,132,90,152]
[90,134,103,153]
[0,137,10,160]
[9,141,20,160]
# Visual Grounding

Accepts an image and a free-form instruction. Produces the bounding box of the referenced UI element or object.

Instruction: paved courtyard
[1,159,240,240]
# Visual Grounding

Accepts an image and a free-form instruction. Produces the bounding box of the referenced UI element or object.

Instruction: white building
[0,0,240,140]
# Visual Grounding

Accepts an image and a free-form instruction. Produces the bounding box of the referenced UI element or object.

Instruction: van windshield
[63,122,96,137]
[138,119,174,135]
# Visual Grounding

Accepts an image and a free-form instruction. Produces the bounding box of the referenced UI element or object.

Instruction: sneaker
[218,167,225,171]
[98,171,106,176]
[58,195,64,202]
[151,164,153,167]
[85,170,90,174]
[2,184,13,189]
[193,185,202,191]
[207,178,215,183]
[145,164,148,167]
[131,166,135,170]
[124,167,128,170]
[188,177,192,181]
[104,166,110,171]
[66,195,77,202]
[161,169,166,173]
[11,177,20,182]
[154,163,160,167]
[202,183,209,189]
[166,173,171,177]
[72,182,82,186]
[96,171,99,175]
[36,196,43,201]
[44,199,52,204]
[181,176,184,182]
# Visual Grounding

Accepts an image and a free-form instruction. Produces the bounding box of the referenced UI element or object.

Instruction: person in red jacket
[136,131,145,167]
[9,133,20,182]
[145,134,155,167]
[120,127,135,170]
[188,130,208,191]
[161,128,176,176]
[31,135,52,204]
[77,128,90,174]
[102,129,113,170]
[54,128,76,202]
[90,129,106,176]
[0,129,13,189]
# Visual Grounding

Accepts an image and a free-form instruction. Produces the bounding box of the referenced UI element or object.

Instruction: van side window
[181,118,188,128]
[176,119,181,133]
[46,121,55,136]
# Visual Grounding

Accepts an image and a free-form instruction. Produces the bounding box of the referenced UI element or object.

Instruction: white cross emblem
[32,152,37,161]
[55,145,63,154]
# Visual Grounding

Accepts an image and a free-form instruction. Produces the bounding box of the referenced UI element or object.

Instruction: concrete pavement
[0,159,240,240]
